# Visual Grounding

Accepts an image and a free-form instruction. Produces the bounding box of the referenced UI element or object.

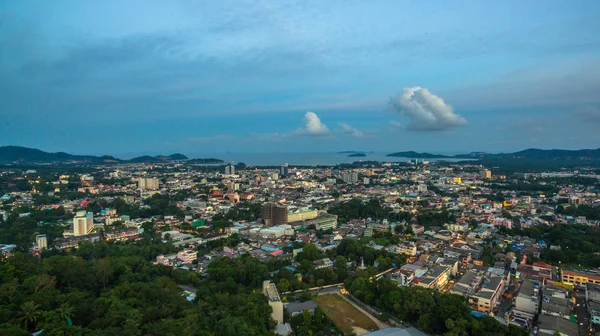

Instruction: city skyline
[2,1,600,154]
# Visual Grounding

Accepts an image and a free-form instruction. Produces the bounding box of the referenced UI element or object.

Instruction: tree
[302,243,320,261]
[57,303,74,322]
[335,256,349,282]
[17,301,42,331]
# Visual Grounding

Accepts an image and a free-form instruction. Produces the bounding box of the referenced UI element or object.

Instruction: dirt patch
[314,294,379,335]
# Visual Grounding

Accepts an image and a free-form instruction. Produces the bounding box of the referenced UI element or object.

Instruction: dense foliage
[288,308,341,336]
[345,276,528,336]
[504,223,600,267]
[328,199,411,223]
[0,241,275,335]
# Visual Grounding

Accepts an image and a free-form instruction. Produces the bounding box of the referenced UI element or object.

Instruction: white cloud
[338,123,365,137]
[390,87,467,131]
[294,111,331,136]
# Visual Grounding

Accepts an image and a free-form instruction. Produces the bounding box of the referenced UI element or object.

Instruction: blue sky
[1,0,600,156]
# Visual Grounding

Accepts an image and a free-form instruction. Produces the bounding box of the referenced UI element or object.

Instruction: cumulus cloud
[389,87,467,131]
[338,123,365,137]
[294,111,331,136]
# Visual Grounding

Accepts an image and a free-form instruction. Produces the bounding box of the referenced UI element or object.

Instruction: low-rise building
[561,269,600,285]
[263,281,284,325]
[177,249,197,264]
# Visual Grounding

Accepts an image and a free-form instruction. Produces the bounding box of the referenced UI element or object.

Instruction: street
[575,288,591,336]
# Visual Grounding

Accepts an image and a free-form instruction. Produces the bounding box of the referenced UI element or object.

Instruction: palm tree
[56,303,74,322]
[17,301,42,331]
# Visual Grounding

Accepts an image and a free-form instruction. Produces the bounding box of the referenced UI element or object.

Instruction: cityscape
[2,1,600,336]
[3,151,600,336]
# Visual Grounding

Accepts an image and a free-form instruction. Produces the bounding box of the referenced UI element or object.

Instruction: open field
[314,294,379,335]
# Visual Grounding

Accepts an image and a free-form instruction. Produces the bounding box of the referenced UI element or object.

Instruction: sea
[183,152,471,166]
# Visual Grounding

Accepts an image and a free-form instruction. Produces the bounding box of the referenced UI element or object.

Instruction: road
[575,288,591,336]
[338,294,390,330]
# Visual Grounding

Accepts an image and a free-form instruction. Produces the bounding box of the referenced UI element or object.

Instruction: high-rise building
[342,171,359,184]
[480,169,492,179]
[280,163,289,177]
[73,210,94,236]
[36,234,47,249]
[224,163,235,175]
[261,203,288,226]
[138,177,159,190]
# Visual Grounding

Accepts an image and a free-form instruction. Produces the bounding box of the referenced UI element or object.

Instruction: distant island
[348,153,366,157]
[0,146,222,164]
[386,148,600,161]
[386,151,449,159]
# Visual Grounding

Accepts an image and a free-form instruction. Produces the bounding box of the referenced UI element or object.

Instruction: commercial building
[73,211,94,236]
[36,234,47,249]
[224,163,235,175]
[262,203,288,226]
[480,169,492,179]
[300,212,338,230]
[287,208,318,223]
[263,281,284,324]
[280,163,289,177]
[586,283,600,325]
[138,177,159,190]
[342,171,359,184]
[561,269,600,285]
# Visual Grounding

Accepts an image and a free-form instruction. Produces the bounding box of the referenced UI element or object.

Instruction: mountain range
[386,148,600,160]
[0,146,223,164]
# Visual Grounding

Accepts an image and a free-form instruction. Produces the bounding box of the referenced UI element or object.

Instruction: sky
[1,0,600,157]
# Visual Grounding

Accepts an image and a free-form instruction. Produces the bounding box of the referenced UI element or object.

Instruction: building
[224,163,235,175]
[280,163,289,177]
[509,278,540,327]
[314,258,334,269]
[417,184,428,193]
[262,203,288,226]
[300,212,338,230]
[36,234,47,249]
[73,211,94,236]
[392,243,417,257]
[138,177,159,190]
[447,222,469,232]
[288,208,318,223]
[342,171,359,184]
[587,283,600,325]
[480,169,492,179]
[561,269,600,285]
[177,249,197,264]
[468,276,505,313]
[285,301,318,317]
[263,281,284,324]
